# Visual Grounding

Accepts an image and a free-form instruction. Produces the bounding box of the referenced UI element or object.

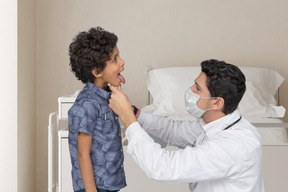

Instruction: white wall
[0,1,37,192]
[37,0,288,191]
[0,0,18,191]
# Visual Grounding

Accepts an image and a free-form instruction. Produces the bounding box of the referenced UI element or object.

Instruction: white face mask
[185,88,216,118]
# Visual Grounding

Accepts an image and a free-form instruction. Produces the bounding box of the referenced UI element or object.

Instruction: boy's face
[94,46,125,88]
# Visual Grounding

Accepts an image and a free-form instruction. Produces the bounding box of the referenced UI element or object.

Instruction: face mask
[185,88,216,118]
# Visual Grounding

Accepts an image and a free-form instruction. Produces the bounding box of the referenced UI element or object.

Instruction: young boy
[68,27,126,192]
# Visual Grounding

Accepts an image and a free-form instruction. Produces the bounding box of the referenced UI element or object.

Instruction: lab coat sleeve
[137,111,203,148]
[126,122,247,184]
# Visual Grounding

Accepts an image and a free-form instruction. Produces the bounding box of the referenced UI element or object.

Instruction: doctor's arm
[125,122,244,184]
[137,111,203,148]
[108,86,203,148]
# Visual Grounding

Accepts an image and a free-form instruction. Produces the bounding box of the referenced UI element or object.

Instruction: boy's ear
[92,68,102,78]
[212,97,224,111]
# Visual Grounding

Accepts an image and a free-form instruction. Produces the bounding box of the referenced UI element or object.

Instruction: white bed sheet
[246,117,288,145]
[141,105,288,145]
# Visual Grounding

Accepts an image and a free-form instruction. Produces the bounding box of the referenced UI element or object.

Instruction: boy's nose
[121,58,125,66]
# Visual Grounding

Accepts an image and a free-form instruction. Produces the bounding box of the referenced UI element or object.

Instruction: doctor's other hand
[109,86,137,129]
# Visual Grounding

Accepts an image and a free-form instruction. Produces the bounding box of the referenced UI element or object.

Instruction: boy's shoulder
[68,89,100,115]
[76,86,101,103]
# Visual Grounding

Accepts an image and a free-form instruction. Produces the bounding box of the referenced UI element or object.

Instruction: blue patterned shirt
[68,82,126,191]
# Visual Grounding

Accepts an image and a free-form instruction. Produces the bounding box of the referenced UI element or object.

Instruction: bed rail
[252,122,288,127]
[48,112,59,192]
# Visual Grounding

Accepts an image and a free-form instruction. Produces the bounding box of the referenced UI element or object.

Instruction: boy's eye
[113,57,117,62]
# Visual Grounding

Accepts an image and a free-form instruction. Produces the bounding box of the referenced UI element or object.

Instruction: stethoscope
[192,116,242,147]
[223,116,242,130]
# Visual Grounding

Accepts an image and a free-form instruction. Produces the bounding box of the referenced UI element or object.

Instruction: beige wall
[18,0,37,191]
[37,0,288,191]
[0,1,18,191]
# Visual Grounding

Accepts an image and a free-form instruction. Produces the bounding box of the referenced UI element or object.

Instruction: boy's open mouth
[118,73,125,84]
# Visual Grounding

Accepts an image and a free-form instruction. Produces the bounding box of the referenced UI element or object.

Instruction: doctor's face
[190,72,213,110]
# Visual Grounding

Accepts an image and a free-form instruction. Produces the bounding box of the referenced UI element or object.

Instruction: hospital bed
[143,66,287,145]
[48,66,288,192]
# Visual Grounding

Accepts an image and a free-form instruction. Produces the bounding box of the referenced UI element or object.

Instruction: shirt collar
[85,81,111,100]
[200,109,241,137]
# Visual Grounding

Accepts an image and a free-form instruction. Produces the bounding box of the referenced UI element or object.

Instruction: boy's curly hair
[69,27,118,83]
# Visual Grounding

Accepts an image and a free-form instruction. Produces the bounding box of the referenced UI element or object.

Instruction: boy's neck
[93,80,108,91]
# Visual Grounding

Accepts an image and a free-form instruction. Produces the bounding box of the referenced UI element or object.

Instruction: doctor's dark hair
[201,59,246,115]
[69,27,118,83]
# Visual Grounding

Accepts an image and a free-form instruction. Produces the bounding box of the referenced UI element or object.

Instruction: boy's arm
[77,132,98,192]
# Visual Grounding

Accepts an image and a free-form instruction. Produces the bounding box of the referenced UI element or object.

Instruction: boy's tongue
[118,74,126,84]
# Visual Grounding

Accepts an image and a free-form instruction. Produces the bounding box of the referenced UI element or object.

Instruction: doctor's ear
[92,68,103,78]
[212,97,224,111]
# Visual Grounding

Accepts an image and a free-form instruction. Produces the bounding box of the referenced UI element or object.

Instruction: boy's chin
[109,82,121,87]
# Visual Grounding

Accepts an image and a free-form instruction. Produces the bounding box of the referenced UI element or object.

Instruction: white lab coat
[125,109,265,192]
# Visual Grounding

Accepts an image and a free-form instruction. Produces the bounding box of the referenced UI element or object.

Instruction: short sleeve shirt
[68,82,126,191]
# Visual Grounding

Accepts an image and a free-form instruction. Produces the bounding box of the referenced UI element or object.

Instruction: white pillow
[239,67,284,105]
[146,66,285,118]
[147,67,199,116]
[239,81,285,117]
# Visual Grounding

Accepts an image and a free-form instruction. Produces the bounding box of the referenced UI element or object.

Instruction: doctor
[109,59,264,192]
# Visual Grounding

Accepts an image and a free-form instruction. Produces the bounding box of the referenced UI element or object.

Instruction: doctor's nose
[190,84,196,92]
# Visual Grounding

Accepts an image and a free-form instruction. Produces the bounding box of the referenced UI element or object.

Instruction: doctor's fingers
[112,95,132,114]
[109,99,130,117]
[108,95,121,115]
[109,101,119,115]
[110,86,130,102]
[110,85,124,94]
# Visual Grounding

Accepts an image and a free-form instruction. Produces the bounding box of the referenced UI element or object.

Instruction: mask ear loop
[199,97,219,99]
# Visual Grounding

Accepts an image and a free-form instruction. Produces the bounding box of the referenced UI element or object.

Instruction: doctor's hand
[109,86,137,129]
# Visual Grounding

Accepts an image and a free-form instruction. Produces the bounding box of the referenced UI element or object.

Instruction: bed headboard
[145,66,285,119]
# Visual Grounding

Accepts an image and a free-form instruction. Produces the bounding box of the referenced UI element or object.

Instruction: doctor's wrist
[120,111,137,129]
[132,105,140,119]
